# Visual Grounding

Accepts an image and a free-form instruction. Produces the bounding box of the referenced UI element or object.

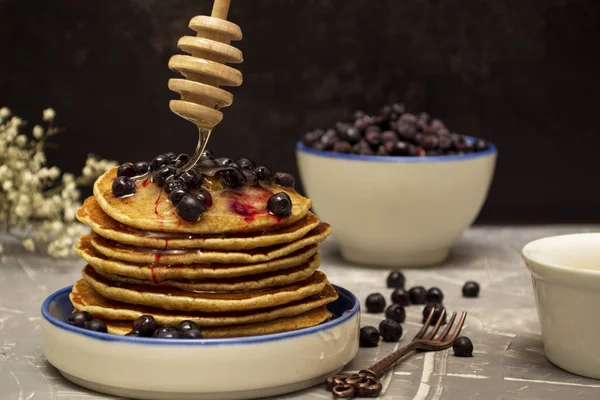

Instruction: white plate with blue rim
[41,285,360,400]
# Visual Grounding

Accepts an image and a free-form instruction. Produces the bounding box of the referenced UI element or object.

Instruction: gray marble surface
[2,226,600,399]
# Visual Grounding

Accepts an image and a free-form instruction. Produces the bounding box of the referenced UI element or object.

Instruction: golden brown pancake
[78,196,321,250]
[70,279,338,328]
[82,266,329,312]
[94,167,312,234]
[87,223,331,265]
[75,235,319,281]
[103,307,332,338]
[91,253,321,291]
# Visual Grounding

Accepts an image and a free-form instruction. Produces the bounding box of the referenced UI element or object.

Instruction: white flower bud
[62,173,75,184]
[2,181,13,191]
[22,238,36,252]
[0,107,11,118]
[48,166,60,180]
[15,135,27,147]
[82,166,92,177]
[33,125,44,139]
[10,116,22,127]
[42,108,56,121]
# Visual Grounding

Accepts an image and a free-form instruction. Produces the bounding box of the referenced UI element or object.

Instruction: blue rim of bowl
[41,284,360,346]
[296,136,496,163]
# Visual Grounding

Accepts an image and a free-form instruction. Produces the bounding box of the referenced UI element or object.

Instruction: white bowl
[523,233,600,379]
[296,140,497,267]
[41,285,359,400]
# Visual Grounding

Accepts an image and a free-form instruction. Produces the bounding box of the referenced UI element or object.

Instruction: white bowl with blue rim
[296,138,497,267]
[41,285,359,400]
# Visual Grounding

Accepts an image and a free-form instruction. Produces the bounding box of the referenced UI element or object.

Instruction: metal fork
[326,309,467,398]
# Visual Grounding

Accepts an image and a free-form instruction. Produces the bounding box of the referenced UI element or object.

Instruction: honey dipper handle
[211,0,231,19]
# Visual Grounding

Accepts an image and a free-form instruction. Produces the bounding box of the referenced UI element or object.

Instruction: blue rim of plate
[296,136,497,163]
[41,284,359,346]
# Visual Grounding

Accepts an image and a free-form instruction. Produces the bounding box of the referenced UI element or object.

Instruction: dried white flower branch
[0,107,117,258]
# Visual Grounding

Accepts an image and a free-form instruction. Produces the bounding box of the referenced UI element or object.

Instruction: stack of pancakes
[70,167,337,338]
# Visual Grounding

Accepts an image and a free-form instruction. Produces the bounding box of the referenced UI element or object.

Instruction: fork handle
[365,341,418,377]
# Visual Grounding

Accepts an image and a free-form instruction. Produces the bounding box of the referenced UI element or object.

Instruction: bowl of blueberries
[296,103,497,267]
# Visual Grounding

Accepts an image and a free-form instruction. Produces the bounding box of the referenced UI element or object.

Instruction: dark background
[1,0,599,223]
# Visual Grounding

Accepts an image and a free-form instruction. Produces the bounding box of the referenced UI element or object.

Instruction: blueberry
[67,311,92,328]
[379,319,403,342]
[396,122,417,141]
[408,286,427,304]
[381,130,397,143]
[426,287,444,304]
[358,147,375,156]
[474,139,489,152]
[409,145,426,157]
[438,135,453,151]
[302,131,320,146]
[117,163,136,178]
[216,167,246,188]
[416,133,439,150]
[155,166,177,187]
[273,172,295,188]
[112,176,136,197]
[365,130,381,148]
[365,125,382,135]
[169,189,187,205]
[133,161,150,175]
[267,192,292,218]
[177,194,207,221]
[422,303,446,325]
[242,169,258,186]
[391,288,410,306]
[156,328,180,339]
[215,157,235,166]
[387,271,405,288]
[153,326,174,337]
[376,145,389,156]
[150,155,171,171]
[132,315,157,337]
[391,141,410,156]
[177,320,199,333]
[254,166,272,182]
[335,122,351,134]
[332,141,352,153]
[353,110,366,120]
[462,281,480,298]
[198,157,217,168]
[365,293,386,313]
[385,304,406,323]
[454,135,474,153]
[392,103,406,114]
[381,105,394,119]
[319,129,338,150]
[195,188,213,208]
[237,158,255,170]
[359,326,380,347]
[125,330,141,337]
[181,328,204,339]
[179,170,202,189]
[340,127,361,144]
[84,319,108,333]
[164,179,186,195]
[453,337,474,357]
[174,153,191,168]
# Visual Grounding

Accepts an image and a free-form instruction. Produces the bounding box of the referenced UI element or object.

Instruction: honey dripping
[168,0,243,172]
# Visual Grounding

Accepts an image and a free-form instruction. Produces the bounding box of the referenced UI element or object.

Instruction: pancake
[103,307,332,338]
[94,167,312,234]
[91,253,321,291]
[77,197,321,251]
[70,279,338,327]
[75,235,319,281]
[87,223,331,265]
[82,266,329,312]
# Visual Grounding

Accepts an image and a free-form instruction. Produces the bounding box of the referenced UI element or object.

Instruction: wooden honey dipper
[168,0,243,170]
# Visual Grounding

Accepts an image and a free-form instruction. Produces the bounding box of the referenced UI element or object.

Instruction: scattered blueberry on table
[365,293,386,313]
[391,288,410,306]
[462,281,480,298]
[379,319,403,342]
[408,286,427,305]
[453,337,474,357]
[425,287,444,304]
[359,326,381,348]
[386,270,405,288]
[302,103,490,157]
[422,303,447,326]
[385,304,406,323]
